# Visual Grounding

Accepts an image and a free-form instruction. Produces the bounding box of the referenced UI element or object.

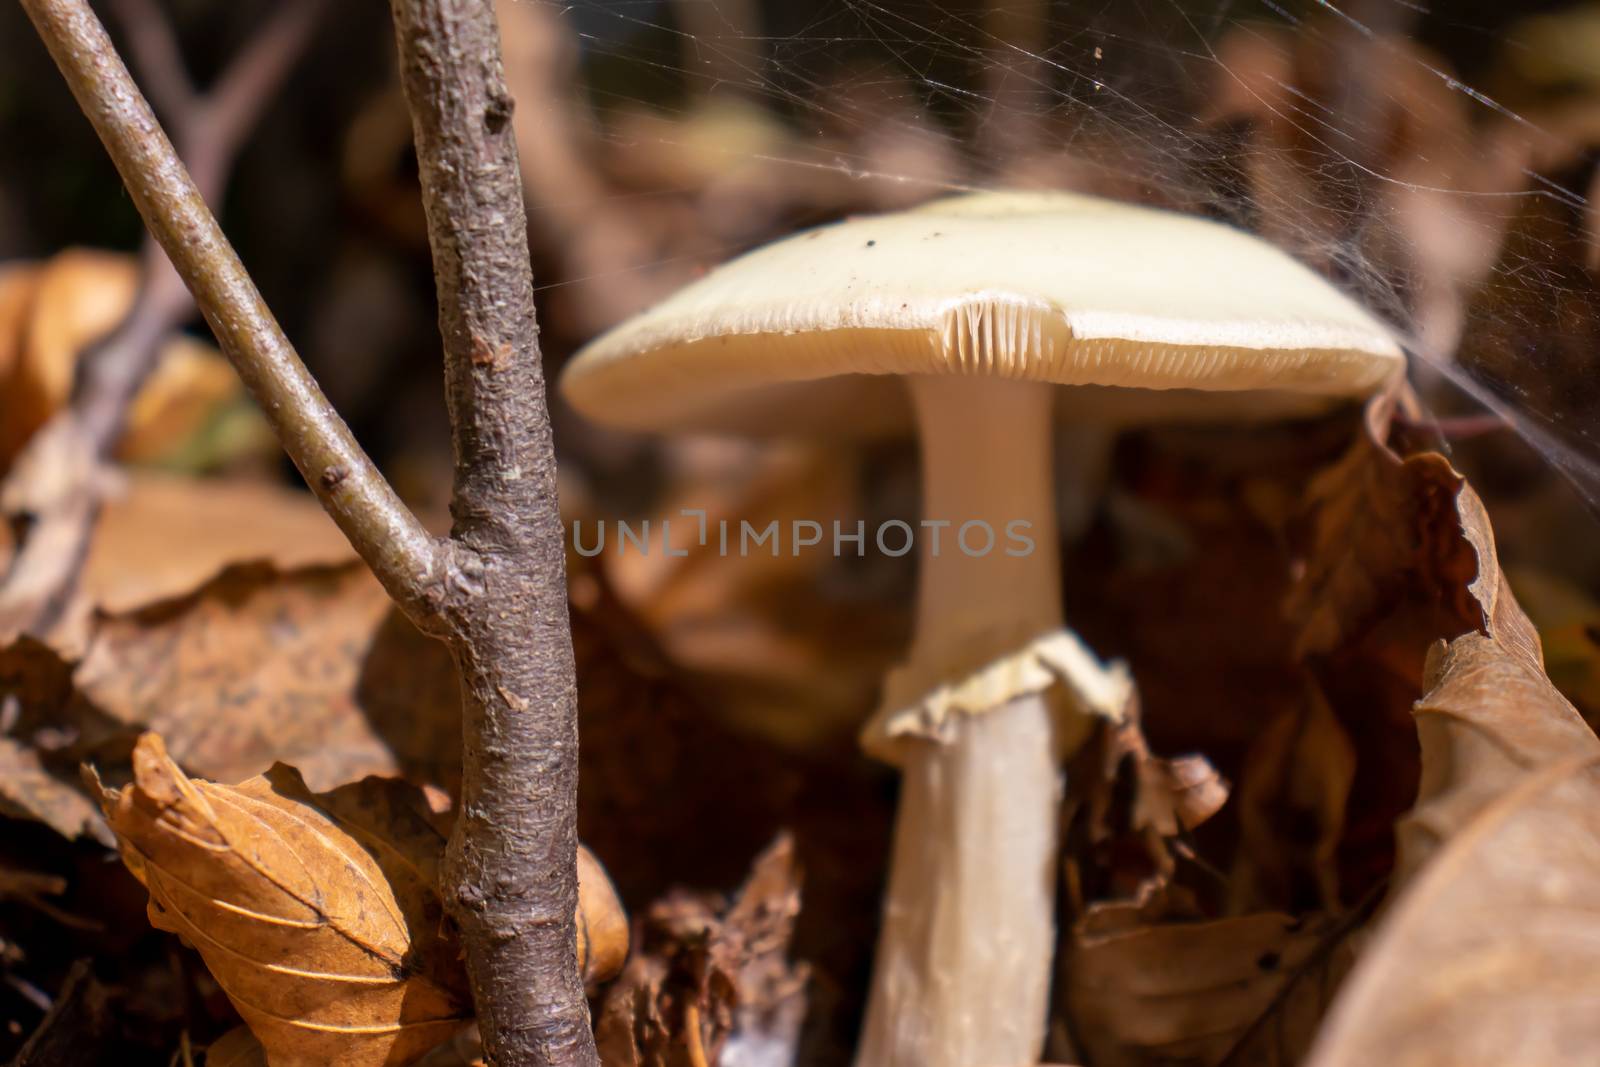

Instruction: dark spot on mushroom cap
[1256,951,1281,971]
[866,240,877,248]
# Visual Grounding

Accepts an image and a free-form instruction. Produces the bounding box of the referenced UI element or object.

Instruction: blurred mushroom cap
[561,191,1404,435]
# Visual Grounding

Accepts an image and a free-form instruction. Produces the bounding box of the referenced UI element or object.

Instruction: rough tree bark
[387,2,595,1065]
[17,1,597,1064]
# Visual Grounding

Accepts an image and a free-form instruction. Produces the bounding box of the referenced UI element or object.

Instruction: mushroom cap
[560,191,1404,435]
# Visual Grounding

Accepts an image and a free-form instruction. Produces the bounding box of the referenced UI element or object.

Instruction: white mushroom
[561,190,1403,1067]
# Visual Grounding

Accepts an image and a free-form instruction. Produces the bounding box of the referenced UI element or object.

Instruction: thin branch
[23,0,596,1062]
[70,0,327,446]
[181,0,325,196]
[388,0,595,1063]
[103,0,196,121]
[15,0,443,630]
[0,0,326,636]
[1,0,323,636]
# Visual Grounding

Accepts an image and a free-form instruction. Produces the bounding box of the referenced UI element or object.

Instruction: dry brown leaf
[2,528,453,839]
[0,634,112,842]
[81,471,358,619]
[1229,681,1356,914]
[0,734,109,844]
[1062,910,1357,1067]
[1286,398,1484,661]
[1,470,359,656]
[1050,394,1585,1067]
[93,735,625,1066]
[1280,394,1535,905]
[1397,626,1598,882]
[0,558,456,820]
[0,262,38,391]
[595,834,807,1067]
[96,733,472,1067]
[208,1026,271,1067]
[1060,687,1229,914]
[0,250,257,469]
[1281,388,1600,1064]
[1306,642,1600,1066]
[69,561,455,792]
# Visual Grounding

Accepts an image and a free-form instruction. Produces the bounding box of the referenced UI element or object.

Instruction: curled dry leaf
[0,633,112,843]
[0,250,261,470]
[1276,394,1505,904]
[93,733,627,1067]
[1229,681,1356,914]
[1285,399,1485,663]
[1059,687,1229,914]
[1054,390,1592,1067]
[1306,637,1600,1067]
[0,734,109,844]
[207,1026,271,1067]
[595,834,807,1067]
[578,843,630,987]
[94,732,473,1067]
[1278,390,1600,1065]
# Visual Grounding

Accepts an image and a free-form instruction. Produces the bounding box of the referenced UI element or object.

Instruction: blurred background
[6,0,1598,724]
[3,0,1598,499]
[5,1,1600,1062]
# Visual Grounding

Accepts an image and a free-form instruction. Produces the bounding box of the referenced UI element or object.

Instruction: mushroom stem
[857,374,1067,1067]
[907,373,1062,678]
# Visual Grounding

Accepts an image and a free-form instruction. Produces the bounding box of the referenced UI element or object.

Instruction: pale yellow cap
[561,191,1404,434]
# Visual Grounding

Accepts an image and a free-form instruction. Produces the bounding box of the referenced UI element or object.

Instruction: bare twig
[22,1,595,1063]
[103,0,194,119]
[0,0,325,636]
[388,1,596,1063]
[14,0,441,630]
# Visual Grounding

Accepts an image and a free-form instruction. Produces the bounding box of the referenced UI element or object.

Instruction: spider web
[528,0,1600,516]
